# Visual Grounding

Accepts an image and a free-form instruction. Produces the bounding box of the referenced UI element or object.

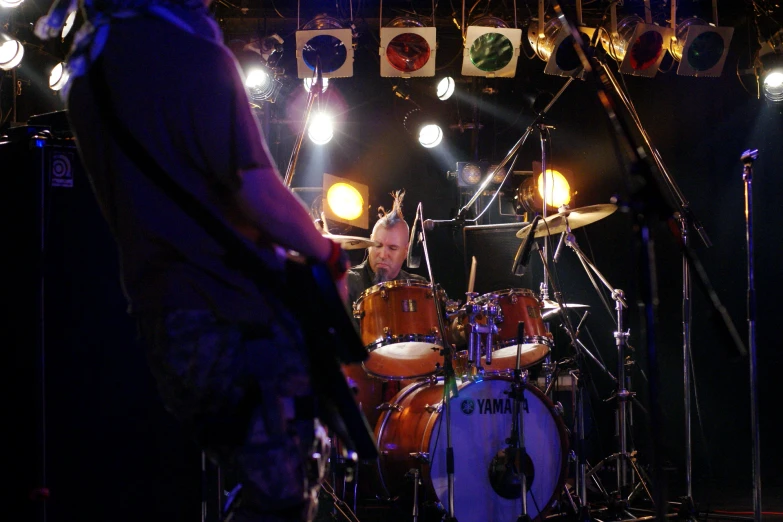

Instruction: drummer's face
[369,222,409,281]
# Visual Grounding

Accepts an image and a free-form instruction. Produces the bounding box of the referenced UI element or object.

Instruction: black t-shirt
[67,12,280,321]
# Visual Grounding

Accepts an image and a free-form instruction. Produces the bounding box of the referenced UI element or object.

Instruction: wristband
[326,239,349,281]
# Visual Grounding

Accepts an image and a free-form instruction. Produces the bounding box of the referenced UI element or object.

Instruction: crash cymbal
[516,204,618,238]
[540,300,590,320]
[325,234,380,250]
[540,299,590,310]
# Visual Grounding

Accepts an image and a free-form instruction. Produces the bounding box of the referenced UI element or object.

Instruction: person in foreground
[35,0,350,520]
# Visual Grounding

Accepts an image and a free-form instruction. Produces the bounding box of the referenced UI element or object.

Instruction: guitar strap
[85,56,377,458]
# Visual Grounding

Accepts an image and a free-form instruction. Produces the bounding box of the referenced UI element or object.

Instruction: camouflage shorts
[140,309,328,522]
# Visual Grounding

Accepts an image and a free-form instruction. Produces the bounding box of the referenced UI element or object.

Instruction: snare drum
[450,288,553,373]
[353,280,444,379]
[375,376,568,521]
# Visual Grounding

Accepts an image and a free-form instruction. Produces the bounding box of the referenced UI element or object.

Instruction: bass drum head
[377,376,567,521]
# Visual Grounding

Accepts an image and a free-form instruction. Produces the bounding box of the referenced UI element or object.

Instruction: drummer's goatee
[373,268,389,284]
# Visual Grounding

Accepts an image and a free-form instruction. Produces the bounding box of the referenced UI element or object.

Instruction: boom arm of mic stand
[284,61,321,188]
[456,76,577,217]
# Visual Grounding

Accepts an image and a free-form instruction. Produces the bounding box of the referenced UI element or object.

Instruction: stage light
[669,18,733,77]
[296,14,354,79]
[418,123,443,148]
[308,111,334,145]
[303,76,329,93]
[0,0,24,7]
[514,163,572,213]
[528,17,593,77]
[461,16,523,78]
[380,16,436,78]
[62,10,77,38]
[49,62,69,91]
[0,34,24,70]
[403,107,443,148]
[600,15,671,78]
[322,173,369,229]
[454,161,512,189]
[436,76,455,100]
[234,49,282,103]
[757,35,783,103]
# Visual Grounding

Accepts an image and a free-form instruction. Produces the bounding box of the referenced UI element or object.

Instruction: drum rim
[355,279,434,304]
[478,287,539,301]
[363,336,443,380]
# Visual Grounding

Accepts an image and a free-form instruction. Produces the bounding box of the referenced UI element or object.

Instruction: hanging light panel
[322,173,369,229]
[669,18,733,77]
[380,17,437,78]
[296,15,354,79]
[461,17,523,78]
[601,15,672,78]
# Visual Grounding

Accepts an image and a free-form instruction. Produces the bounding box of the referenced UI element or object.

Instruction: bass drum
[375,376,568,522]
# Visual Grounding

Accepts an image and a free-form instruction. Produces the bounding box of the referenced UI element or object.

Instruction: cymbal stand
[510,322,531,522]
[561,223,656,515]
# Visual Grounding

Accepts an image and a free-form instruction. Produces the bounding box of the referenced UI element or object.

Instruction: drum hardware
[406,468,422,522]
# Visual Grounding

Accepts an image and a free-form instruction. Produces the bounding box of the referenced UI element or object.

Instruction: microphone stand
[508,322,531,522]
[283,59,321,188]
[417,202,460,521]
[455,77,576,223]
[741,150,762,522]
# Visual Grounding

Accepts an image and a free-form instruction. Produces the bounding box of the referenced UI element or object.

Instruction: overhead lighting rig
[527,0,593,77]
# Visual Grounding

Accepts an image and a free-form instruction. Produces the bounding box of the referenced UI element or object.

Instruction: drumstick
[468,256,477,294]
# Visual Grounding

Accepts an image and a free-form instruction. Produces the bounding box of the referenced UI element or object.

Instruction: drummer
[347,189,426,310]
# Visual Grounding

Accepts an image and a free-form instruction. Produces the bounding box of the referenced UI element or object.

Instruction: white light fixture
[756,31,783,103]
[296,14,354,79]
[461,16,523,78]
[62,10,77,38]
[0,0,24,7]
[303,76,329,93]
[308,111,334,145]
[380,16,437,78]
[436,76,455,100]
[49,62,69,91]
[0,35,24,70]
[403,107,443,148]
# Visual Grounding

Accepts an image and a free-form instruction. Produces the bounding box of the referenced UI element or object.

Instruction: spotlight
[454,161,509,188]
[0,34,24,70]
[600,15,672,78]
[0,0,24,7]
[296,14,354,79]
[461,16,523,78]
[756,33,783,103]
[528,18,593,77]
[514,162,572,213]
[308,111,334,145]
[303,76,329,93]
[403,107,443,148]
[436,76,455,100]
[49,62,69,91]
[235,49,282,102]
[322,173,369,229]
[669,18,733,77]
[62,10,77,38]
[380,16,437,78]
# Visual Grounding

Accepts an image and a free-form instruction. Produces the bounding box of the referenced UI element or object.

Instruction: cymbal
[516,204,618,239]
[541,300,590,320]
[325,234,380,250]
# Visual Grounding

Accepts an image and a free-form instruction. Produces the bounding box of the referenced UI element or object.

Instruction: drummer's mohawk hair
[375,190,408,231]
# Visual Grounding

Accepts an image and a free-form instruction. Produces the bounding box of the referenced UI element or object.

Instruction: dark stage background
[3,1,781,521]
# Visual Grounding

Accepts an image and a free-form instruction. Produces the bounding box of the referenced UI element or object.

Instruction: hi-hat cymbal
[516,204,618,238]
[326,234,380,250]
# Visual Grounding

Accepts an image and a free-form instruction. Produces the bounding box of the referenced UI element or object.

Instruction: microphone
[552,230,566,263]
[407,207,422,269]
[511,215,541,276]
[423,217,463,231]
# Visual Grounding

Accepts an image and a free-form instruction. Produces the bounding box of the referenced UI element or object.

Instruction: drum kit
[326,203,650,522]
